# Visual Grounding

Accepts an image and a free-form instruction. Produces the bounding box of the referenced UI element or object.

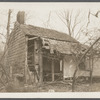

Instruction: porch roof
[42,38,81,54]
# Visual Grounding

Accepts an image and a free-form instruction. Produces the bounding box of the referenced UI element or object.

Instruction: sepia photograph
[0,3,100,97]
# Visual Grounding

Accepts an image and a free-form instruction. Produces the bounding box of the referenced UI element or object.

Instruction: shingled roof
[20,24,78,43]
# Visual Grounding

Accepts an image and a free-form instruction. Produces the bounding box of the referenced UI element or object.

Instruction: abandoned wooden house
[6,11,91,84]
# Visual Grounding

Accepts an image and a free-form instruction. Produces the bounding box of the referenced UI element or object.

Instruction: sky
[0,3,100,50]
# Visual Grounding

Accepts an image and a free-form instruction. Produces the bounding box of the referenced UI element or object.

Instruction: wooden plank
[51,59,54,81]
[8,46,26,54]
[8,40,25,49]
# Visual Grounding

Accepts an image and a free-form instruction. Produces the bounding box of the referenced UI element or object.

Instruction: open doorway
[43,56,63,82]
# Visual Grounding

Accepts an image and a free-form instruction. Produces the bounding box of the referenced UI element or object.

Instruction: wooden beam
[39,40,43,83]
[28,37,38,41]
[62,58,65,81]
[51,60,54,81]
[33,40,38,83]
[42,52,62,60]
[25,36,28,84]
[39,52,43,83]
[10,66,12,79]
[42,55,60,60]
[90,55,94,85]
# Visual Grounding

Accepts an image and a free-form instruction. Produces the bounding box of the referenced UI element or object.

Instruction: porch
[26,36,65,84]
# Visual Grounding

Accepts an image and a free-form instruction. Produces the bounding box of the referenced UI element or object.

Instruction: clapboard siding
[7,25,26,75]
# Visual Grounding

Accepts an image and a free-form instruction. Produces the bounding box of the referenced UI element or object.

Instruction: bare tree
[0,9,12,88]
[43,11,52,29]
[6,9,12,41]
[56,10,85,40]
[72,10,100,92]
[72,36,100,91]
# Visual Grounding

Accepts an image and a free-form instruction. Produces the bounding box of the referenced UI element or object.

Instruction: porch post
[34,40,39,83]
[62,58,65,81]
[51,59,54,81]
[39,51,43,83]
[10,66,12,79]
[25,36,28,84]
[39,39,43,83]
[90,55,94,85]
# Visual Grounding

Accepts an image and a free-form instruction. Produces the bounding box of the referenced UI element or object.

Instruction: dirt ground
[1,77,100,92]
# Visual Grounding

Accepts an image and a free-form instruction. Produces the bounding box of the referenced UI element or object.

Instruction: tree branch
[72,36,100,92]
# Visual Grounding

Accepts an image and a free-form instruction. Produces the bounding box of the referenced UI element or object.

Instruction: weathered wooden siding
[92,58,100,76]
[63,55,90,78]
[63,55,76,78]
[7,24,26,75]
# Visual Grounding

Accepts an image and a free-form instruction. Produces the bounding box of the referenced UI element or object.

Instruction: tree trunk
[72,37,100,92]
[6,9,12,42]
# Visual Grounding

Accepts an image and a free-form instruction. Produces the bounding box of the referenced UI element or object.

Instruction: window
[79,62,86,70]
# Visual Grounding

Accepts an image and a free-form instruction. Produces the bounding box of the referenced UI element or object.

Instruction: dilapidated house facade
[6,12,89,84]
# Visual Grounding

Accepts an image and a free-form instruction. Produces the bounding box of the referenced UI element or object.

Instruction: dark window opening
[27,39,34,72]
[43,56,62,82]
[45,43,49,46]
[79,62,86,70]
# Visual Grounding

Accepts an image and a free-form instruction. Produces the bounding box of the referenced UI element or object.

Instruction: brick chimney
[17,11,25,24]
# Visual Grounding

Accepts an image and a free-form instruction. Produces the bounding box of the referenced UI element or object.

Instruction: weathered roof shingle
[20,24,78,43]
